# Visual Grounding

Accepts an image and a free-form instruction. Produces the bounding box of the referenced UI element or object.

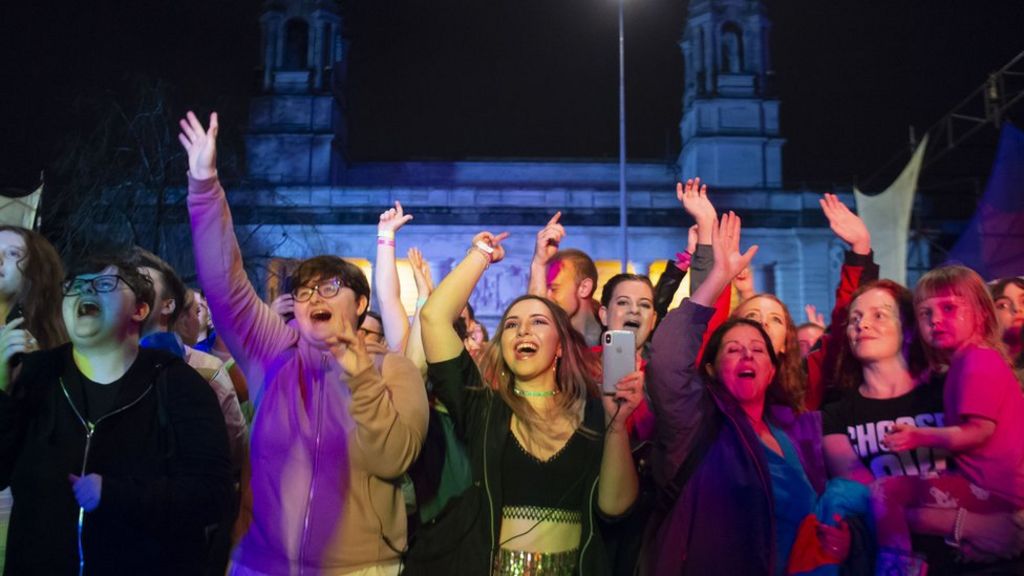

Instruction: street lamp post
[618,0,628,273]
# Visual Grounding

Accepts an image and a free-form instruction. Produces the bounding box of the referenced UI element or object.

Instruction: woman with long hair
[822,278,1024,572]
[407,231,642,575]
[0,225,67,573]
[644,212,853,574]
[0,225,68,355]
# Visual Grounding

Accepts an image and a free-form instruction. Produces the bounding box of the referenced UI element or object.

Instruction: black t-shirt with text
[822,376,950,479]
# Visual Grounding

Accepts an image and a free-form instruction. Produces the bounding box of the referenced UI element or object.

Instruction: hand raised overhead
[178,111,218,180]
[677,178,717,225]
[471,231,510,265]
[407,247,434,296]
[533,212,565,266]
[820,193,871,255]
[710,211,759,282]
[378,201,414,235]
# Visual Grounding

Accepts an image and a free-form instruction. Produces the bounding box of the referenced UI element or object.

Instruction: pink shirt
[945,345,1024,507]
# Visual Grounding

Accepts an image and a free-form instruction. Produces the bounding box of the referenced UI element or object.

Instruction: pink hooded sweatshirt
[188,176,428,575]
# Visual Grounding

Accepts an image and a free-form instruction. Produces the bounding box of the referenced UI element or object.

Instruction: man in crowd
[132,248,246,472]
[528,212,603,346]
[0,253,232,574]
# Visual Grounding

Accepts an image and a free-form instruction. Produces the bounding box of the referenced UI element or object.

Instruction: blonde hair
[914,264,1008,370]
[732,294,807,411]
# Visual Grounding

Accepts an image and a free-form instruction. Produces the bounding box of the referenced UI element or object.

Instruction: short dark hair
[990,276,1024,300]
[66,252,156,318]
[291,255,371,324]
[599,273,654,308]
[550,249,598,288]
[130,247,187,325]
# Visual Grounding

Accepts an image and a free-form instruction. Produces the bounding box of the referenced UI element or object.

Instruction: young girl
[874,265,1024,573]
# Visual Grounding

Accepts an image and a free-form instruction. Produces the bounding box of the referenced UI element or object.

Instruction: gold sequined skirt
[492,548,578,576]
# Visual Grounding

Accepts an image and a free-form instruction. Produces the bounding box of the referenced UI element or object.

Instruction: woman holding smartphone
[407,232,643,575]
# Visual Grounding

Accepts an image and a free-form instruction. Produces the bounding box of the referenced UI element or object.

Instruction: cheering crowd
[0,110,1021,576]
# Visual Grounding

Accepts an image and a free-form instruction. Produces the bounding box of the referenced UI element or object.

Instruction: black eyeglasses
[292,279,345,302]
[63,274,130,297]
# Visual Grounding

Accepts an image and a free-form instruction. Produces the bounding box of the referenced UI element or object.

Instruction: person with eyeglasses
[179,111,428,576]
[0,252,232,575]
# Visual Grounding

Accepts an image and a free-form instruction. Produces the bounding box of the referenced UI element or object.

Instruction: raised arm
[652,225,696,326]
[421,232,508,364]
[403,246,433,376]
[527,213,565,297]
[648,212,757,488]
[179,111,296,395]
[374,201,413,352]
[805,193,877,409]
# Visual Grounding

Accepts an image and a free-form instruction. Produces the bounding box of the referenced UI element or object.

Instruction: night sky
[2,0,1022,193]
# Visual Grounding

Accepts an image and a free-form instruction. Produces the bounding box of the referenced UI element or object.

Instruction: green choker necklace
[513,387,559,398]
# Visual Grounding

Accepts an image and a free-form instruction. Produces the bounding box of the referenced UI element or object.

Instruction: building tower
[678,0,784,188]
[246,0,345,184]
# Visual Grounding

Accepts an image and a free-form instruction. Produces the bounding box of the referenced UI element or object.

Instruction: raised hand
[270,293,295,319]
[407,247,434,296]
[805,304,826,328]
[533,212,565,266]
[177,111,219,180]
[326,313,372,377]
[677,178,717,225]
[820,193,870,255]
[378,201,414,235]
[471,231,511,265]
[711,212,759,282]
[1,318,38,365]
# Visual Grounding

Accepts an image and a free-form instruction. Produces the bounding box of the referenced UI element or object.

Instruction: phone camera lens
[605,334,611,344]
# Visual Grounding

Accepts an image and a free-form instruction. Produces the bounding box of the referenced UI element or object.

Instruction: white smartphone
[602,330,636,395]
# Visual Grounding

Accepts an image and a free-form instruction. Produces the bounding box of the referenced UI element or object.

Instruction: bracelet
[674,251,693,270]
[377,238,396,247]
[944,508,967,548]
[377,230,395,240]
[466,246,493,265]
[474,240,495,256]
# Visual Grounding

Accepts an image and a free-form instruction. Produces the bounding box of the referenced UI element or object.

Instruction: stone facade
[222,0,848,330]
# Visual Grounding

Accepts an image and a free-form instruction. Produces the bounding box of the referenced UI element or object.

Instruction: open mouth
[622,319,641,330]
[77,301,101,318]
[514,341,538,358]
[310,309,333,323]
[737,369,756,379]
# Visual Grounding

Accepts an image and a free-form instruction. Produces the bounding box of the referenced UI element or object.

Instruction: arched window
[283,19,309,70]
[720,22,744,74]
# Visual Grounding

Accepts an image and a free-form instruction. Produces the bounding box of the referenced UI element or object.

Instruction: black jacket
[404,350,613,576]
[0,344,232,576]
